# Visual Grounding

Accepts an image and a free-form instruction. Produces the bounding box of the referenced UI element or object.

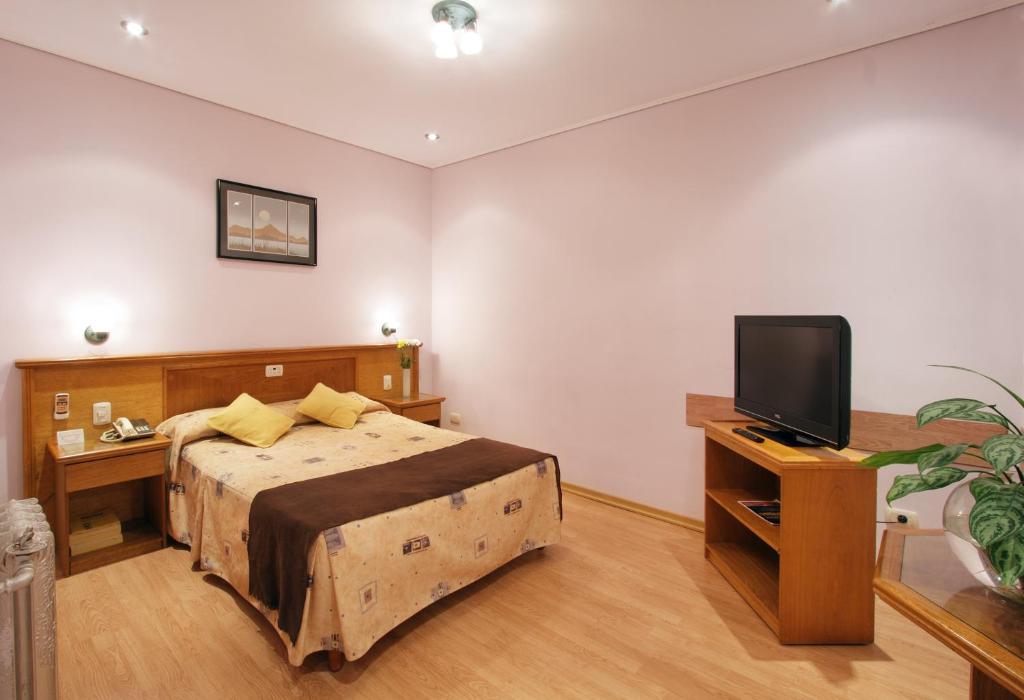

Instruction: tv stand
[704,420,875,644]
[747,425,827,448]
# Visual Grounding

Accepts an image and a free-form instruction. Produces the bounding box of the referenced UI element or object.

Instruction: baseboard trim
[561,482,704,533]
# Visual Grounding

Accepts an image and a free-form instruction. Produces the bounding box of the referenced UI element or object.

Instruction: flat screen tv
[734,315,851,449]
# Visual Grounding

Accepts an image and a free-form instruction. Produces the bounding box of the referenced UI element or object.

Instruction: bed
[158,395,562,667]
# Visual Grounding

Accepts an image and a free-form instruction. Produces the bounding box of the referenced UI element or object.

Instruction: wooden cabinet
[48,434,170,577]
[703,421,876,644]
[375,393,445,427]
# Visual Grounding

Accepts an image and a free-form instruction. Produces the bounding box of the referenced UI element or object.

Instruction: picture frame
[217,179,317,266]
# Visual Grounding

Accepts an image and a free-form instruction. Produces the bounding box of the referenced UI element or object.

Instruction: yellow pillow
[207,393,295,448]
[297,383,365,429]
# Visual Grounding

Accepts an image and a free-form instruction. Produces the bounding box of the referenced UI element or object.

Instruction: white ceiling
[1,0,1019,168]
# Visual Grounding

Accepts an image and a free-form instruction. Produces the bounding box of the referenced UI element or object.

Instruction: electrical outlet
[449,412,462,426]
[885,506,919,528]
[265,364,284,378]
[383,374,392,391]
[93,402,112,425]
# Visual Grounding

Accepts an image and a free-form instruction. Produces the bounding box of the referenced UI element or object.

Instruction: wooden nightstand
[376,393,446,427]
[47,434,170,577]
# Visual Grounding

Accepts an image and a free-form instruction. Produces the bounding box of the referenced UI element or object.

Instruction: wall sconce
[381,322,397,338]
[84,326,110,344]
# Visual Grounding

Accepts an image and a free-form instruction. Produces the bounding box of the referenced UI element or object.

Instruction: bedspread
[163,408,562,665]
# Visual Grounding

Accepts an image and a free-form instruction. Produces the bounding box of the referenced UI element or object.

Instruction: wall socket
[885,506,919,528]
[449,412,462,426]
[93,401,112,425]
[265,364,284,378]
[383,374,392,391]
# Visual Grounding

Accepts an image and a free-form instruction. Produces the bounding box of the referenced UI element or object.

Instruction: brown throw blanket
[248,437,561,644]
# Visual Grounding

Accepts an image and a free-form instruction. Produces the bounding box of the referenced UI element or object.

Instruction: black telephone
[100,417,156,443]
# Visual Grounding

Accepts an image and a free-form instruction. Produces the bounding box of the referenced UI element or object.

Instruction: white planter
[402,368,412,398]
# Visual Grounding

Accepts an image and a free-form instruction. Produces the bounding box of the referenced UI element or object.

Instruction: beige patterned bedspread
[159,399,562,665]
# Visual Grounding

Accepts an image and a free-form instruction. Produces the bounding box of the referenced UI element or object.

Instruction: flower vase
[943,480,1024,604]
[402,368,411,399]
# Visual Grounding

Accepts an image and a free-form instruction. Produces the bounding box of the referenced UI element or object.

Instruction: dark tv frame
[734,315,851,450]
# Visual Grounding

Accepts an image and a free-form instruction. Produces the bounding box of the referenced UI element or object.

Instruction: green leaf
[985,533,1024,587]
[886,467,967,505]
[917,443,970,473]
[861,444,944,469]
[981,434,1024,475]
[968,490,1024,547]
[952,409,1011,429]
[970,477,1014,501]
[930,365,1024,413]
[922,466,969,487]
[916,398,988,428]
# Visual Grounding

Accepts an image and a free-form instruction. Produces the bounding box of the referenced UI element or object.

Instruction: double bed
[159,395,562,667]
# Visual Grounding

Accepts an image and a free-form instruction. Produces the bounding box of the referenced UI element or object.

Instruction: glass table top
[900,534,1024,660]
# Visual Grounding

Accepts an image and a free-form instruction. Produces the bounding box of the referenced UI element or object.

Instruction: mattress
[159,399,562,665]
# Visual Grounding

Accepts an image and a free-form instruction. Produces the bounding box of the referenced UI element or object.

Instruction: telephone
[99,417,156,443]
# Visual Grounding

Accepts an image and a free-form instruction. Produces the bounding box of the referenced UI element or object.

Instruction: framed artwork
[217,179,317,266]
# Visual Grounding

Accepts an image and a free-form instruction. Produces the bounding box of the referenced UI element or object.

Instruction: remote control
[732,427,765,443]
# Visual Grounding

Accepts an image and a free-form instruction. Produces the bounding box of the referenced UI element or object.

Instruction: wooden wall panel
[27,365,163,516]
[685,393,1003,462]
[16,343,416,522]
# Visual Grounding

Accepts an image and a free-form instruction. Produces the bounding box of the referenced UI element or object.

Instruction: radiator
[1,499,56,700]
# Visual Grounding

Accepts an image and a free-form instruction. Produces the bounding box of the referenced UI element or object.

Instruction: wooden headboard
[15,343,417,520]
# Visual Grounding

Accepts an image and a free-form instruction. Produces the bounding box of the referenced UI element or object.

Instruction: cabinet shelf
[70,519,163,575]
[705,541,780,633]
[706,488,779,552]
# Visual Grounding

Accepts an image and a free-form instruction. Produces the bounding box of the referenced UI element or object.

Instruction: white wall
[0,40,434,501]
[431,9,1024,527]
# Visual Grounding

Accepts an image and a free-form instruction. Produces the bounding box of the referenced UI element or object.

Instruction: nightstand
[376,393,446,427]
[47,434,170,577]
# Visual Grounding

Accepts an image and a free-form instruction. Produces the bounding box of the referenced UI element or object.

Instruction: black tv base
[747,425,828,448]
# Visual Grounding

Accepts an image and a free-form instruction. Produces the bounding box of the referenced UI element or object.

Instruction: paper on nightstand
[56,428,85,456]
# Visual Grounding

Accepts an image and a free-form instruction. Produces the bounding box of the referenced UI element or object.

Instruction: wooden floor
[56,493,969,699]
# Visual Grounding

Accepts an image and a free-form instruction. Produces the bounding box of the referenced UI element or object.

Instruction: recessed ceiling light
[120,20,149,37]
[425,132,441,142]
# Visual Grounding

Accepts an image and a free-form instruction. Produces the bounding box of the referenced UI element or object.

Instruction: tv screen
[734,316,851,449]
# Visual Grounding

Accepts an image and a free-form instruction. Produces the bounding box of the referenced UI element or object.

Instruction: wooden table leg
[971,666,1020,700]
[328,650,343,672]
[54,459,69,577]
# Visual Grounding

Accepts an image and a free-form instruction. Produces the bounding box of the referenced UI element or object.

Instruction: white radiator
[1,499,56,700]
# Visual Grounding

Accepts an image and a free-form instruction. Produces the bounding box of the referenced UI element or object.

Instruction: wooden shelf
[70,519,163,575]
[703,420,876,644]
[706,541,780,634]
[706,489,780,551]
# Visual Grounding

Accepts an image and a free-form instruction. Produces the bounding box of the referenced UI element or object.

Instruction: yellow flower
[397,340,407,349]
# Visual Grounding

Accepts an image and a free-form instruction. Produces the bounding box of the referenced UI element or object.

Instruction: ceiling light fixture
[431,1,482,59]
[120,19,149,37]
[425,132,441,142]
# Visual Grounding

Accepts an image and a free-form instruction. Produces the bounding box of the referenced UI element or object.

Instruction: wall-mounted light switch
[449,412,462,426]
[265,364,284,378]
[383,374,393,391]
[93,402,112,426]
[92,401,111,423]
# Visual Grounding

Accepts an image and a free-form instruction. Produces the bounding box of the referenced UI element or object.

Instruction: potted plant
[396,339,422,398]
[862,365,1024,603]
